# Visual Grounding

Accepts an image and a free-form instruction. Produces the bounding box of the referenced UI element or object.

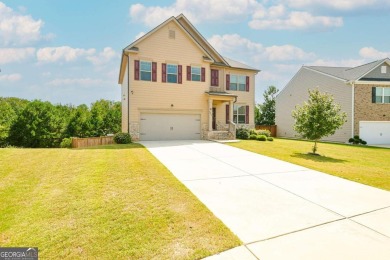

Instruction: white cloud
[359,47,390,60]
[249,10,343,30]
[47,78,105,87]
[0,2,45,46]
[264,45,315,61]
[0,47,35,64]
[0,73,22,82]
[36,46,96,63]
[86,47,118,66]
[283,0,390,11]
[208,34,315,63]
[130,0,261,27]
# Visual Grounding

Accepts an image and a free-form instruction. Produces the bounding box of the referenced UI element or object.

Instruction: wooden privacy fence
[255,125,277,137]
[72,136,114,148]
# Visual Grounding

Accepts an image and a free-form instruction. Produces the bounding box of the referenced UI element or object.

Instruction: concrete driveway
[141,140,390,260]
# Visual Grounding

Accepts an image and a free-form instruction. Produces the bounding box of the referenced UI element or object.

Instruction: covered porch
[205,92,237,140]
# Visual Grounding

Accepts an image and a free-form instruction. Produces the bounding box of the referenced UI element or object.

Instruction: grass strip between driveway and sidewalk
[0,144,240,259]
[229,139,390,191]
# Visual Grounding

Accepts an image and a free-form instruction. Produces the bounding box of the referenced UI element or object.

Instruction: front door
[212,108,216,130]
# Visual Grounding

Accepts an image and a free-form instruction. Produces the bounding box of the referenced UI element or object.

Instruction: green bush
[349,135,367,145]
[249,129,257,135]
[256,135,267,141]
[267,137,274,141]
[60,138,72,148]
[236,128,250,140]
[249,134,257,140]
[256,129,271,137]
[114,132,131,144]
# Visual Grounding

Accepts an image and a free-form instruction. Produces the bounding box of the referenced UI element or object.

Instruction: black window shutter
[372,87,376,103]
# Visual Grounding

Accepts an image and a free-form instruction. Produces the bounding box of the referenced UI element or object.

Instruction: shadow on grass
[291,152,348,163]
[73,143,144,150]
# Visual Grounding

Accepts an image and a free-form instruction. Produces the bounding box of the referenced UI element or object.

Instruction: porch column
[229,100,234,123]
[208,98,213,131]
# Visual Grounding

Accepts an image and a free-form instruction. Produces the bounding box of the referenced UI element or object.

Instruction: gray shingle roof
[306,58,390,81]
[222,56,260,72]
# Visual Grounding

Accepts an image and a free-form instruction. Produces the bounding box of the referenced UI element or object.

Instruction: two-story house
[118,14,260,141]
[275,58,390,145]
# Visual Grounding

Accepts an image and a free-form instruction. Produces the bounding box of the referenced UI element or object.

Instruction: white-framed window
[233,104,247,124]
[191,66,201,81]
[167,64,178,83]
[374,87,390,103]
[230,75,246,91]
[140,61,151,81]
[381,66,387,74]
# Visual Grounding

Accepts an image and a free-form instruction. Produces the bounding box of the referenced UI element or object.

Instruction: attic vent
[381,66,387,74]
[169,29,175,39]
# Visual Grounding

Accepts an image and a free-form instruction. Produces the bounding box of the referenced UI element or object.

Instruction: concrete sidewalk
[141,140,390,260]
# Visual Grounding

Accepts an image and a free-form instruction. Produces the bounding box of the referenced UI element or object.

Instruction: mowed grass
[229,139,390,191]
[0,144,240,259]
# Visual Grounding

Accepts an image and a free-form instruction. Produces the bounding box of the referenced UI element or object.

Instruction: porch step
[207,131,235,140]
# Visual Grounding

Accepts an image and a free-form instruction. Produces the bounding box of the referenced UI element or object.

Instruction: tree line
[0,97,121,148]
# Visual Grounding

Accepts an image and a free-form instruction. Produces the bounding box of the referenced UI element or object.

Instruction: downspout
[127,53,130,134]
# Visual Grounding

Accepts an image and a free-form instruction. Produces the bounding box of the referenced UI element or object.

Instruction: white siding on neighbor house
[275,67,353,143]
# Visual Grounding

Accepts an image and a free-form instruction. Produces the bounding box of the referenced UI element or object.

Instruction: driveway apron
[141,140,390,260]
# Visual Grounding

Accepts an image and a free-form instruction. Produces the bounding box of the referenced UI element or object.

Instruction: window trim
[166,64,178,83]
[191,66,201,81]
[140,60,152,81]
[229,74,247,91]
[374,86,390,104]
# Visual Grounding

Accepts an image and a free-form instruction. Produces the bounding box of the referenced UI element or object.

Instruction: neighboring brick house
[275,58,390,145]
[118,14,260,141]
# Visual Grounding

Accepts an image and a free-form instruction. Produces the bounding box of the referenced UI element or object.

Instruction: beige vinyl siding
[275,67,353,142]
[128,21,211,139]
[121,62,129,132]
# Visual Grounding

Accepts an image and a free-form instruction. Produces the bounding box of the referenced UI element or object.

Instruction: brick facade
[354,84,390,135]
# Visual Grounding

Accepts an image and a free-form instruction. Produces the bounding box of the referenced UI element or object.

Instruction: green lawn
[0,144,240,259]
[229,139,390,191]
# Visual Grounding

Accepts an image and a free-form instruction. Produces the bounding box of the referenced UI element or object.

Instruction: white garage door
[140,113,201,141]
[359,121,390,145]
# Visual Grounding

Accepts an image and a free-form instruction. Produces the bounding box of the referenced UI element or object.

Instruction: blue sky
[1,0,390,105]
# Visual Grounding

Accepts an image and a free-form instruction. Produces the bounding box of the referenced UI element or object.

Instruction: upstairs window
[162,63,182,84]
[134,60,156,81]
[191,66,201,81]
[373,87,390,104]
[187,66,205,82]
[227,74,249,91]
[167,64,178,83]
[140,61,151,81]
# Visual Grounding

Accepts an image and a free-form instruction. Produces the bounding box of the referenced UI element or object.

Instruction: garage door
[359,121,390,145]
[140,113,201,141]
